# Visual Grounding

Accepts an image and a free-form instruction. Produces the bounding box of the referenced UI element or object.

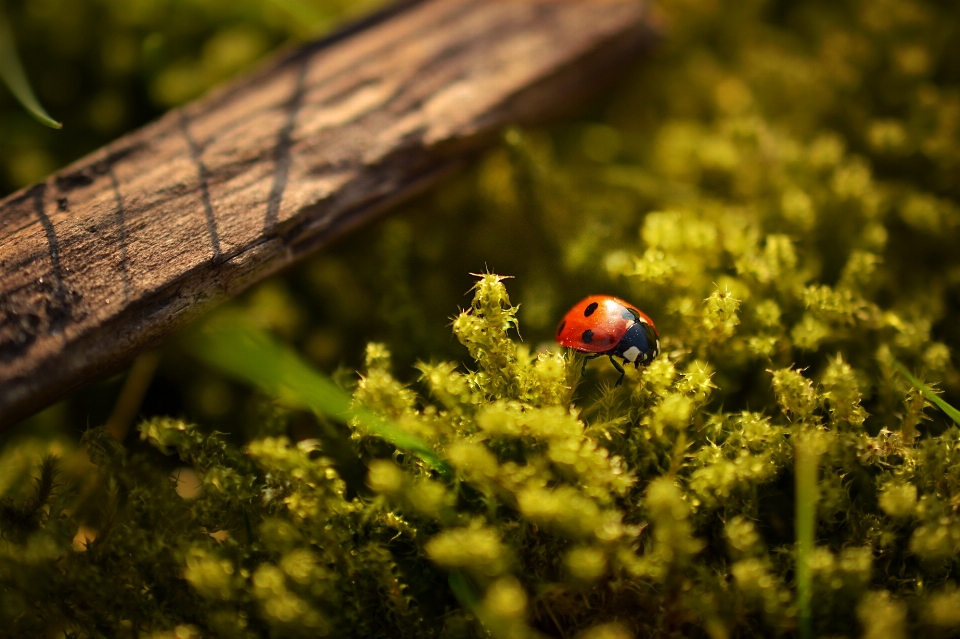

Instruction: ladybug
[556,295,660,386]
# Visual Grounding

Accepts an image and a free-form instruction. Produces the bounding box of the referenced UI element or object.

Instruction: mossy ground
[3,0,960,638]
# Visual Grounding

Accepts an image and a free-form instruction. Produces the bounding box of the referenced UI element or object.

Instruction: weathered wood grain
[0,0,655,429]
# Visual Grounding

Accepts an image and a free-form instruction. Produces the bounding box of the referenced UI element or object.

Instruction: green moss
[0,269,956,637]
[3,0,960,636]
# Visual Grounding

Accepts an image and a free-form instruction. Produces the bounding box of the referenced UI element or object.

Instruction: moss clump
[4,0,960,637]
[0,273,958,638]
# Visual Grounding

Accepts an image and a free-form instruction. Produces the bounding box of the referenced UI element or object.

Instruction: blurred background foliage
[3,0,960,636]
[0,0,382,190]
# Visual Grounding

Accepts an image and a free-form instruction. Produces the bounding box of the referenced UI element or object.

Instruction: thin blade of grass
[892,359,960,426]
[0,8,61,129]
[104,351,161,442]
[448,570,481,610]
[795,432,820,639]
[189,321,450,477]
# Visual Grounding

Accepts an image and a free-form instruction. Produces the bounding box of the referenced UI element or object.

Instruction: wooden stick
[0,0,655,429]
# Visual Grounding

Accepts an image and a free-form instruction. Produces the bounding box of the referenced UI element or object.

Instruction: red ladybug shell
[556,295,657,354]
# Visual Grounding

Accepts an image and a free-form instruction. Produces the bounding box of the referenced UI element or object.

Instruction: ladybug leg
[581,353,602,376]
[608,355,626,386]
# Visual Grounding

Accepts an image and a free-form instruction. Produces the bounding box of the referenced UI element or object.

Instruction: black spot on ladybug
[581,329,594,344]
[584,302,599,317]
[557,321,566,336]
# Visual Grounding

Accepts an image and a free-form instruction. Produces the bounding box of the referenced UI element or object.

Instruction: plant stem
[104,351,160,441]
[795,432,820,639]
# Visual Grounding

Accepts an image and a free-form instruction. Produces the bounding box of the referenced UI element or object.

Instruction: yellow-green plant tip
[0,9,61,130]
[892,359,960,426]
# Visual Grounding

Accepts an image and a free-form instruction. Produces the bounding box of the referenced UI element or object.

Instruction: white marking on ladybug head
[623,346,642,362]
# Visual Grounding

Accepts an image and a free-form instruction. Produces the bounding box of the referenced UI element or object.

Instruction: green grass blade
[189,321,451,477]
[448,570,481,610]
[795,432,819,639]
[0,8,62,129]
[892,359,960,426]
